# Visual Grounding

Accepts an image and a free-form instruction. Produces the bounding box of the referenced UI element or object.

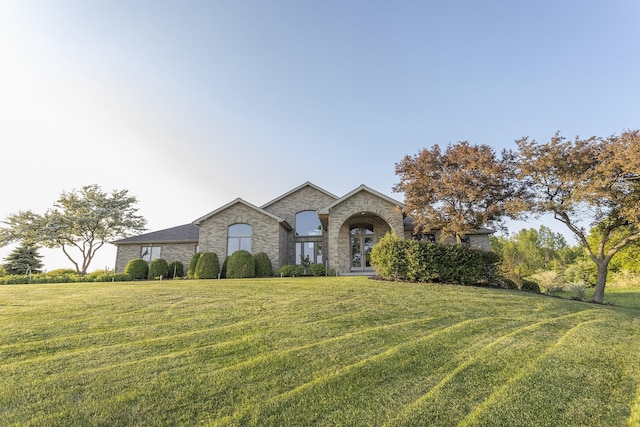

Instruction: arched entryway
[335,213,392,273]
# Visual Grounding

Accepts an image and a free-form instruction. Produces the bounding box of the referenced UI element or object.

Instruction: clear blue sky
[1,0,639,271]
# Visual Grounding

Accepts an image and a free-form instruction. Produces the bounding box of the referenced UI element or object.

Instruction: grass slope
[1,277,639,426]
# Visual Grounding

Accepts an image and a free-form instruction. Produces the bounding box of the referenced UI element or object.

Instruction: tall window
[228,223,252,256]
[141,246,161,262]
[295,211,323,264]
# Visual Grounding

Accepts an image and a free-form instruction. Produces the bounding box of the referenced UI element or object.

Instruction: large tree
[2,241,44,275]
[394,141,525,243]
[0,185,146,274]
[515,130,640,303]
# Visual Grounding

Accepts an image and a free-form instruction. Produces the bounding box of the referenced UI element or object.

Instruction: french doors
[350,226,374,271]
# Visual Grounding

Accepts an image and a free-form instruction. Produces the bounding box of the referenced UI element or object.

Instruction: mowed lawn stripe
[1,277,639,426]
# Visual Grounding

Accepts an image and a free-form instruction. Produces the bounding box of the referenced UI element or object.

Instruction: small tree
[2,241,44,275]
[0,185,146,274]
[194,252,219,279]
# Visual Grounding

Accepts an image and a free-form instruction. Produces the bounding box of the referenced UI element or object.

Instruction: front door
[350,226,374,271]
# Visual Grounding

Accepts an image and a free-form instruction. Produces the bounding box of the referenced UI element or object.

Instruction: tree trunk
[592,261,609,304]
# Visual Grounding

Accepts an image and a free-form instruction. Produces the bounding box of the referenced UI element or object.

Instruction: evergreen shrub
[254,252,273,277]
[370,232,502,286]
[167,261,185,278]
[226,250,255,279]
[520,279,541,293]
[194,252,219,279]
[124,258,148,280]
[278,265,305,277]
[187,253,201,278]
[309,263,326,276]
[148,258,169,279]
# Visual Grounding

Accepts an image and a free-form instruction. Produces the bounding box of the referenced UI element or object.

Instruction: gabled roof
[261,181,338,209]
[113,223,199,245]
[318,184,404,214]
[193,198,292,230]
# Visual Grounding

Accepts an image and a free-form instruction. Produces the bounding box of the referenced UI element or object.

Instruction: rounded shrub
[370,231,410,281]
[520,279,541,293]
[148,258,169,279]
[220,256,228,278]
[226,250,256,279]
[167,261,185,278]
[187,253,201,278]
[124,258,148,280]
[254,252,273,277]
[195,252,219,279]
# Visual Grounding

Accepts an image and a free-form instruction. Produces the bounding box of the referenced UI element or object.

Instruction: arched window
[228,223,252,256]
[295,211,322,236]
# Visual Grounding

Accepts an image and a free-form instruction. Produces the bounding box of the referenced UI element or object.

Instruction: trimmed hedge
[187,253,201,278]
[278,265,305,277]
[254,252,273,277]
[0,272,132,285]
[148,258,169,279]
[370,232,502,286]
[194,252,219,279]
[167,261,185,278]
[124,258,149,280]
[226,250,255,279]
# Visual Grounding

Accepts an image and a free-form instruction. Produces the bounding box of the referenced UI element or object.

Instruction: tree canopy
[0,185,146,274]
[515,130,640,303]
[394,141,525,243]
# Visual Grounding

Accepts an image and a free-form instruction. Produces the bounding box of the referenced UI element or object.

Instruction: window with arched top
[295,211,323,265]
[295,211,322,236]
[227,223,252,256]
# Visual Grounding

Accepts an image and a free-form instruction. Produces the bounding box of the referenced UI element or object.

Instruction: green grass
[1,277,639,426]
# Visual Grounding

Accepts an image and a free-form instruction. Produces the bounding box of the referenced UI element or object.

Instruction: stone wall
[264,185,336,266]
[115,242,197,273]
[198,202,283,272]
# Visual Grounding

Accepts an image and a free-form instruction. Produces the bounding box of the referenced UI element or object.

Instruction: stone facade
[196,200,285,273]
[115,243,198,273]
[113,182,494,275]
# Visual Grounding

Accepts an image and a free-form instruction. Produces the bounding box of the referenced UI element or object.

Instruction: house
[113,182,493,275]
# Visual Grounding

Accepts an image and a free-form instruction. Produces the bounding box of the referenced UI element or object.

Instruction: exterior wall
[198,203,283,272]
[263,185,336,266]
[326,191,404,274]
[115,242,197,273]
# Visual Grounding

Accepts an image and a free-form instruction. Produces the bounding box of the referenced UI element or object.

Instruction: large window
[228,223,252,256]
[295,211,322,236]
[141,246,161,262]
[296,241,322,265]
[295,211,323,264]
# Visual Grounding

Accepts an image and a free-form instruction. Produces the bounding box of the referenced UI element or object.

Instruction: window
[228,224,252,256]
[295,211,323,264]
[295,211,322,236]
[296,241,322,265]
[141,246,161,262]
